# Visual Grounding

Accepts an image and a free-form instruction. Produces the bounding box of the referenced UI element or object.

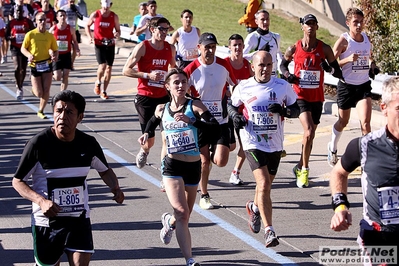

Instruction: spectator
[129,2,147,43]
[238,0,263,33]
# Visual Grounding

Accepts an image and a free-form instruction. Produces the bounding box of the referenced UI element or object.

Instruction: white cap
[101,0,111,8]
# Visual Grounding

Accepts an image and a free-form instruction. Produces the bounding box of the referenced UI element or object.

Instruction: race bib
[148,70,167,88]
[378,186,399,225]
[352,55,369,73]
[15,33,25,44]
[251,111,278,134]
[52,186,85,217]
[36,60,50,72]
[203,100,222,122]
[184,48,198,60]
[165,129,196,154]
[57,40,68,52]
[299,70,320,89]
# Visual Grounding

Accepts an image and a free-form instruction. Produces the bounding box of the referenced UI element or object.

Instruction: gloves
[320,58,332,73]
[369,67,380,80]
[268,103,284,116]
[286,74,299,84]
[71,4,77,11]
[232,114,246,129]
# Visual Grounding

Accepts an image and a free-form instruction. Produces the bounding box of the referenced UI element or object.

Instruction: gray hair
[382,76,399,105]
[255,9,269,20]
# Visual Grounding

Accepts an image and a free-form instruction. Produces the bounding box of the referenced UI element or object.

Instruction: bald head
[252,51,273,83]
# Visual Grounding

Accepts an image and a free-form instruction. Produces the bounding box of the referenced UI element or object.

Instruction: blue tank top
[162,99,200,156]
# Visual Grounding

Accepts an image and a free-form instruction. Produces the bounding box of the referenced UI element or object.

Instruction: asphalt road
[0,39,383,266]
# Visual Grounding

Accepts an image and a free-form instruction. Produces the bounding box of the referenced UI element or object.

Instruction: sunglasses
[38,18,46,22]
[157,26,169,32]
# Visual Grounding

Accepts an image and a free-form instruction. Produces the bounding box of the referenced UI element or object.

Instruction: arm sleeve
[192,110,220,132]
[340,138,361,172]
[144,115,162,136]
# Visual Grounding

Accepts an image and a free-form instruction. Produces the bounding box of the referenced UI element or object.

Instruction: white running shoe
[199,194,213,210]
[187,258,201,266]
[160,213,174,245]
[16,89,23,100]
[229,171,244,185]
[136,149,148,169]
[327,142,338,167]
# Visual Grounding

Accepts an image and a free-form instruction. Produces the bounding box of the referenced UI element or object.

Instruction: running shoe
[94,83,101,95]
[280,150,287,158]
[160,213,174,245]
[292,165,300,179]
[160,180,166,192]
[16,89,23,100]
[187,258,201,266]
[100,91,109,100]
[136,149,148,169]
[327,142,338,167]
[199,194,213,210]
[37,111,47,119]
[245,200,261,233]
[296,168,309,188]
[264,230,279,248]
[229,171,244,185]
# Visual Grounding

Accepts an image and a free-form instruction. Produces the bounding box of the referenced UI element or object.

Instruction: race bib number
[203,100,222,122]
[165,129,196,154]
[352,55,369,73]
[148,70,167,88]
[52,186,85,217]
[36,61,50,72]
[15,33,25,44]
[184,48,198,60]
[251,111,278,134]
[378,186,399,225]
[299,70,320,89]
[57,40,68,52]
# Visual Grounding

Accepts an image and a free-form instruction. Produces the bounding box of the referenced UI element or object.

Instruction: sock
[252,202,259,213]
[301,166,309,171]
[331,126,342,152]
[96,80,101,85]
[265,225,274,232]
[233,168,240,174]
[201,193,209,198]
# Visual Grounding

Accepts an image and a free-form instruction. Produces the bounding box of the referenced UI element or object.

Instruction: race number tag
[299,70,320,89]
[148,70,167,88]
[57,40,68,52]
[378,186,399,225]
[36,61,50,72]
[15,33,25,44]
[184,48,198,60]
[251,111,278,134]
[52,186,85,217]
[352,55,369,73]
[165,129,196,154]
[203,101,222,122]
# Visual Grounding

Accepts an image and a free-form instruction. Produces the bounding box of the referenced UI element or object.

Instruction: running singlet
[176,26,199,61]
[93,10,116,46]
[161,99,200,156]
[13,128,109,227]
[184,56,237,124]
[223,57,252,83]
[9,19,32,48]
[137,40,172,98]
[231,76,297,152]
[22,28,58,68]
[340,32,371,85]
[43,9,56,30]
[53,24,72,54]
[293,39,325,102]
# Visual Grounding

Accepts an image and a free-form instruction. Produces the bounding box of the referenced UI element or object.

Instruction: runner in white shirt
[229,51,299,248]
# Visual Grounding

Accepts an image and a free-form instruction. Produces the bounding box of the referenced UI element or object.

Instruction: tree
[356,0,399,73]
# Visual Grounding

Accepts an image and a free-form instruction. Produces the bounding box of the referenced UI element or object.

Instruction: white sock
[252,203,259,213]
[96,80,101,85]
[265,225,274,232]
[302,166,309,171]
[331,126,342,151]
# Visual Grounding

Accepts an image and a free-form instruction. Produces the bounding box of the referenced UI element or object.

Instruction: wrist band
[143,73,148,79]
[334,204,347,213]
[332,192,350,210]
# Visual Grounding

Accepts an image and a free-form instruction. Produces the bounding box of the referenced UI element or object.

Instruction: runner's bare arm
[122,42,146,78]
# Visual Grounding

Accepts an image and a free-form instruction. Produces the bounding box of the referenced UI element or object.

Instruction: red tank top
[293,39,325,102]
[93,10,115,46]
[137,40,173,98]
[224,57,252,82]
[53,24,72,54]
[9,19,31,48]
[43,9,55,30]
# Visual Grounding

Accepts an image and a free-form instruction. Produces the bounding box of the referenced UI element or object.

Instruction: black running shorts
[337,80,372,110]
[296,99,323,125]
[161,156,201,186]
[245,149,282,175]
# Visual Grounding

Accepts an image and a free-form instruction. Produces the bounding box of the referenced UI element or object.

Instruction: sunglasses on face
[38,18,46,22]
[157,26,169,32]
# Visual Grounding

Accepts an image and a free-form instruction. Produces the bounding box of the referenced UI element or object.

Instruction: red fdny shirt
[9,18,32,48]
[293,39,325,102]
[223,57,252,83]
[93,10,116,46]
[53,24,72,54]
[137,40,173,98]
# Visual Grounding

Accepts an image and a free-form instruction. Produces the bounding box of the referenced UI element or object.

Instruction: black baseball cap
[198,32,218,46]
[300,14,318,24]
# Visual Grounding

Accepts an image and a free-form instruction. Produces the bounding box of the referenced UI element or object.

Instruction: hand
[369,66,380,80]
[268,103,283,116]
[138,133,149,145]
[111,187,124,204]
[330,210,352,231]
[174,113,190,123]
[320,58,332,72]
[287,74,299,84]
[233,114,246,129]
[71,4,77,11]
[39,198,62,217]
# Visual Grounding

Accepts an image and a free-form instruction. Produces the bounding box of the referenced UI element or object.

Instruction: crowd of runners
[5,0,399,265]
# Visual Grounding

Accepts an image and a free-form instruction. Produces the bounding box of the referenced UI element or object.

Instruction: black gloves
[320,58,332,72]
[232,114,247,129]
[283,73,299,84]
[369,67,380,80]
[71,4,77,11]
[268,103,284,116]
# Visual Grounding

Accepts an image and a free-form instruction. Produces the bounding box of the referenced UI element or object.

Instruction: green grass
[85,0,338,51]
